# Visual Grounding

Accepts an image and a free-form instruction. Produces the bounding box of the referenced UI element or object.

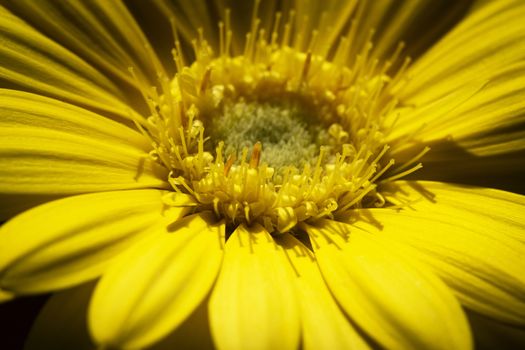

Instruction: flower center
[207,100,326,172]
[132,10,426,233]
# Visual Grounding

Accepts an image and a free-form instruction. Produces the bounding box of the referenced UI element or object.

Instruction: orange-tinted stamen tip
[224,153,236,176]
[249,142,262,168]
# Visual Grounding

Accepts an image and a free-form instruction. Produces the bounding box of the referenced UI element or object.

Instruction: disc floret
[134,12,417,233]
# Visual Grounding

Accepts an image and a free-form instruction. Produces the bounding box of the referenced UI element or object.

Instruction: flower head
[0,1,524,349]
[144,20,411,233]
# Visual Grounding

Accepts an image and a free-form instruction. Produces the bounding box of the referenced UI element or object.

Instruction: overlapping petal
[0,289,13,303]
[3,0,164,89]
[353,181,525,325]
[0,89,168,196]
[209,224,300,350]
[154,0,217,50]
[149,300,215,350]
[0,189,183,294]
[398,0,525,105]
[0,5,133,117]
[89,212,225,350]
[387,0,525,178]
[388,62,525,159]
[277,234,371,350]
[303,220,472,350]
[355,0,471,60]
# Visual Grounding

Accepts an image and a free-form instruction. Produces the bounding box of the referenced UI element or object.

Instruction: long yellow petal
[149,299,215,350]
[383,181,525,243]
[1,128,166,194]
[398,0,525,105]
[154,0,217,51]
[365,0,471,60]
[290,0,358,57]
[387,78,488,149]
[0,289,14,303]
[0,193,63,222]
[303,220,472,350]
[89,212,225,350]
[209,224,300,350]
[355,181,525,325]
[4,0,164,90]
[0,90,168,195]
[277,233,371,350]
[389,62,525,158]
[0,89,150,150]
[0,5,134,117]
[0,189,183,294]
[382,2,525,186]
[428,63,525,156]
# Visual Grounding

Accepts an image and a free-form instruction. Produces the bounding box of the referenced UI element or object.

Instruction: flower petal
[303,220,472,350]
[0,89,168,195]
[149,299,215,350]
[0,289,14,303]
[354,181,525,325]
[154,0,217,50]
[0,89,149,149]
[89,212,225,350]
[387,78,488,148]
[209,224,300,350]
[0,5,133,117]
[429,63,525,157]
[384,181,525,243]
[0,193,63,221]
[389,1,525,175]
[389,62,525,158]
[0,189,182,294]
[4,0,164,89]
[364,0,471,60]
[398,0,525,105]
[277,234,371,350]
[291,0,358,57]
[25,283,96,350]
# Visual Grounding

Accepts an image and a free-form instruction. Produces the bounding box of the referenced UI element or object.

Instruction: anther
[200,67,213,95]
[300,51,312,86]
[224,154,236,176]
[249,142,262,168]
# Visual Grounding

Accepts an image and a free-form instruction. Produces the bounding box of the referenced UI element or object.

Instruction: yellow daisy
[0,0,524,349]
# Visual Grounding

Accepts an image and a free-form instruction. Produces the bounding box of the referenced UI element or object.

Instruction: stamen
[339,184,377,212]
[150,7,421,232]
[370,159,396,183]
[199,67,212,95]
[218,21,225,57]
[391,146,430,174]
[224,154,236,176]
[308,30,319,53]
[250,142,262,168]
[224,9,232,55]
[170,18,186,71]
[270,12,282,48]
[300,51,312,86]
[282,10,296,47]
[381,163,423,183]
[388,56,412,93]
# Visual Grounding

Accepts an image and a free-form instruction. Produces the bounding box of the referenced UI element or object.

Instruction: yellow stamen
[140,6,423,233]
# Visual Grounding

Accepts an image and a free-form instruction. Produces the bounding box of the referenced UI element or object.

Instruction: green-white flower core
[208,101,327,171]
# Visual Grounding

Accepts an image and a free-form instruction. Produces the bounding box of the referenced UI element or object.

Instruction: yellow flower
[0,1,524,349]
